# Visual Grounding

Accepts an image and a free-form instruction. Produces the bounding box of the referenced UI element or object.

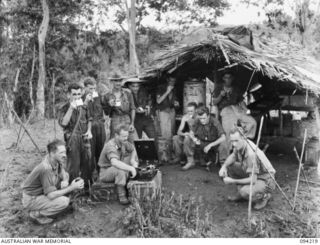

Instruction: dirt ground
[0,120,319,238]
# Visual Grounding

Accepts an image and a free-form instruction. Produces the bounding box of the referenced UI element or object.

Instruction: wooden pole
[248,116,264,229]
[52,73,57,139]
[293,146,311,194]
[292,129,307,210]
[10,108,42,154]
[313,106,320,155]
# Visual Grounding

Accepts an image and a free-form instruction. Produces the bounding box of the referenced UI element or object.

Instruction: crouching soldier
[22,139,84,224]
[172,102,198,164]
[219,127,276,210]
[58,83,93,184]
[98,124,139,205]
[182,106,226,170]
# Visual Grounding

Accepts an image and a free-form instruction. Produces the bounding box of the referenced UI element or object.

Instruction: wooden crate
[127,171,162,199]
[90,182,118,202]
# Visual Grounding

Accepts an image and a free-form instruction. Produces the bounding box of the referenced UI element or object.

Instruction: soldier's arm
[128,92,136,125]
[207,133,226,149]
[177,116,187,136]
[211,87,224,105]
[60,105,75,127]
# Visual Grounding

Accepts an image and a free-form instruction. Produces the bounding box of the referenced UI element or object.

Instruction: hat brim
[123,78,147,85]
[109,77,123,81]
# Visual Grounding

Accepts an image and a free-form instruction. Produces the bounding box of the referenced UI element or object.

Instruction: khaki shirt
[58,102,92,136]
[193,116,225,143]
[102,88,136,117]
[213,85,242,111]
[98,138,134,169]
[233,139,276,180]
[22,156,67,196]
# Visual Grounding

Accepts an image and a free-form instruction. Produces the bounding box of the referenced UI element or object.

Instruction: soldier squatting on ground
[22,140,84,225]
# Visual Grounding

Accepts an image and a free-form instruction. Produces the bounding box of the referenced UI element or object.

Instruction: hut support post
[279,109,283,136]
[314,106,320,154]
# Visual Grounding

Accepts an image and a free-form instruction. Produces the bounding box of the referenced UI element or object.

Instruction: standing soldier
[102,73,136,143]
[58,83,92,185]
[125,77,156,139]
[83,78,107,179]
[156,76,179,139]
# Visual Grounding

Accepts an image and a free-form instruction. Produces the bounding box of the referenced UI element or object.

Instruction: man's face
[230,132,245,151]
[186,106,196,118]
[112,80,122,90]
[51,145,67,166]
[223,73,233,87]
[128,82,140,93]
[198,113,209,125]
[69,88,82,101]
[116,129,129,144]
[85,84,96,94]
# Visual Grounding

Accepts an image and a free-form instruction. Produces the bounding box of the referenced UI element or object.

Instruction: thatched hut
[141,26,320,165]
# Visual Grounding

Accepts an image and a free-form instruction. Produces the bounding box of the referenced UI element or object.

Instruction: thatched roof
[143,26,320,95]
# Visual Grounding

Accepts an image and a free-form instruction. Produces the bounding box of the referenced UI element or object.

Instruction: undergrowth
[117,190,218,238]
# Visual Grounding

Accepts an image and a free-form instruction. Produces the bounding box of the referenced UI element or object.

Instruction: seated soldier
[212,71,257,158]
[98,124,139,205]
[172,102,198,164]
[22,139,84,224]
[182,106,226,170]
[219,127,276,210]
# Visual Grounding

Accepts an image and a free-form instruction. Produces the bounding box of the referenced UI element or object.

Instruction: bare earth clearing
[0,120,319,237]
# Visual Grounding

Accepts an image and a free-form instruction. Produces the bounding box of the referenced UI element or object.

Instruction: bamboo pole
[10,108,42,154]
[292,129,307,211]
[248,116,264,229]
[293,146,311,194]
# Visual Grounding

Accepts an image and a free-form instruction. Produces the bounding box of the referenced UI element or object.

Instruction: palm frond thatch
[144,28,320,95]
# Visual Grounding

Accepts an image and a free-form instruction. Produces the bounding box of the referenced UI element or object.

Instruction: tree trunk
[127,0,139,75]
[35,0,49,119]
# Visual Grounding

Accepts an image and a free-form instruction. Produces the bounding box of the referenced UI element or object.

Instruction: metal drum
[183,80,206,113]
[305,137,320,166]
[157,137,172,164]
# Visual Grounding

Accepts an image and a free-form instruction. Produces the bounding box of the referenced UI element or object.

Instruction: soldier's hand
[129,124,135,132]
[219,166,227,178]
[223,177,234,185]
[83,131,93,140]
[220,90,226,97]
[71,178,84,190]
[85,93,93,103]
[60,180,69,189]
[167,85,174,92]
[203,145,211,154]
[109,98,116,107]
[130,167,137,178]
[70,100,77,110]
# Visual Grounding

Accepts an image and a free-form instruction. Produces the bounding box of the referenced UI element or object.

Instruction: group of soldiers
[21,71,276,225]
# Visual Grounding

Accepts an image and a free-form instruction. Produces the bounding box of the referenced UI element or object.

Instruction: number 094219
[300,239,318,244]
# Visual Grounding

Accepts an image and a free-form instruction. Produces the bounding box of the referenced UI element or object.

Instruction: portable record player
[134,138,159,166]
